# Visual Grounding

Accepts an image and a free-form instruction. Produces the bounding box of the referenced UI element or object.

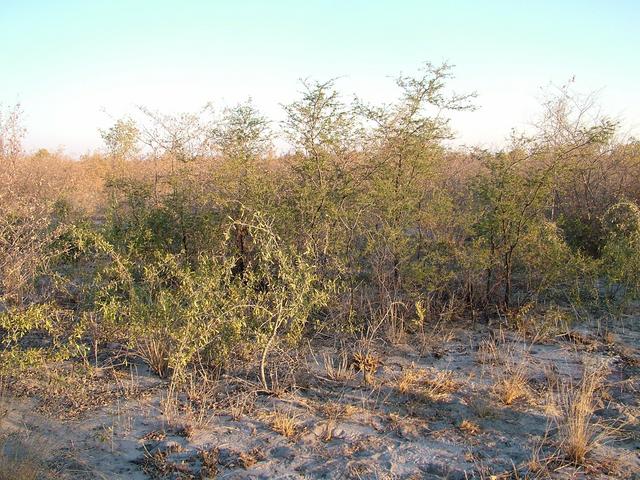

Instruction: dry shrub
[175,373,220,431]
[351,348,381,385]
[0,192,65,307]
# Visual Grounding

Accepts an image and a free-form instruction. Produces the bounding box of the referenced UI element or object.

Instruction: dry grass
[480,333,533,406]
[135,335,171,379]
[553,361,613,464]
[421,368,459,401]
[395,366,423,395]
[392,366,459,401]
[322,351,356,382]
[319,401,357,420]
[264,409,300,439]
[459,419,481,435]
[178,373,219,431]
[476,336,501,365]
[494,365,531,406]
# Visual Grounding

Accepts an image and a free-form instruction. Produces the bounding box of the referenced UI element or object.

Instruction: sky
[1,0,639,155]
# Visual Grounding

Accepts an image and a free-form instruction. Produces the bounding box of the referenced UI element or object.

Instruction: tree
[0,103,26,170]
[210,101,273,211]
[356,62,475,313]
[473,147,556,309]
[281,79,361,255]
[534,82,619,255]
[137,105,215,166]
[100,117,140,168]
[473,82,618,310]
[212,100,271,164]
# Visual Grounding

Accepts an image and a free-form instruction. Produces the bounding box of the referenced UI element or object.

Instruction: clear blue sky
[1,0,639,154]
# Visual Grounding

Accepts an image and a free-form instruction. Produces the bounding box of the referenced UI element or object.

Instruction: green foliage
[602,201,640,241]
[99,117,139,163]
[472,150,557,307]
[3,63,639,381]
[92,211,328,383]
[598,204,640,316]
[0,303,86,374]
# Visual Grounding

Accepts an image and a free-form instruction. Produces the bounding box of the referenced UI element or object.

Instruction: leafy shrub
[93,211,328,385]
[601,200,640,240]
[0,303,86,374]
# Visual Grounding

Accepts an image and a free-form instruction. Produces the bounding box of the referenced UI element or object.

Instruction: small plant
[351,349,380,385]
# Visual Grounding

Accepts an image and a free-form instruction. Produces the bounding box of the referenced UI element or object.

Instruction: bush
[601,200,640,241]
[0,303,86,374]
[93,211,328,385]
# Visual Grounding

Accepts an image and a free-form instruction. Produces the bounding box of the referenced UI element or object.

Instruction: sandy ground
[1,317,639,479]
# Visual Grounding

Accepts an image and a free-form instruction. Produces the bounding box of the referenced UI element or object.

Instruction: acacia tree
[100,118,140,174]
[209,101,274,274]
[213,100,271,164]
[210,100,272,211]
[473,146,556,309]
[473,85,618,310]
[282,79,362,258]
[356,62,475,320]
[534,82,620,255]
[107,105,219,258]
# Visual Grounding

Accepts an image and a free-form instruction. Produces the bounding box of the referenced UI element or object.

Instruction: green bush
[0,303,86,374]
[92,211,328,386]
